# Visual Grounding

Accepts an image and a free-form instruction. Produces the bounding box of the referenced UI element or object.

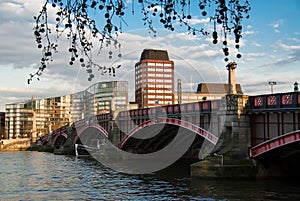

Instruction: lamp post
[213,153,224,166]
[268,81,277,94]
[294,81,298,92]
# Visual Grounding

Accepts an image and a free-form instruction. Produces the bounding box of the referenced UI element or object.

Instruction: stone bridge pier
[191,94,256,178]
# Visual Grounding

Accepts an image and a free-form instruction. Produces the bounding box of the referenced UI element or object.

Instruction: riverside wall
[0,138,31,151]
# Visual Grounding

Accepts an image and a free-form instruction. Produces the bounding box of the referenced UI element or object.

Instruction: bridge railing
[51,124,69,136]
[117,100,221,119]
[72,113,112,128]
[249,92,300,111]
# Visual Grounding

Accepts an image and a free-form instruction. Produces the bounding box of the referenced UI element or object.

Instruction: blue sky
[0,0,300,111]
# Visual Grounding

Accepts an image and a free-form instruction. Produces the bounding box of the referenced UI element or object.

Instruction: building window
[148,62,156,66]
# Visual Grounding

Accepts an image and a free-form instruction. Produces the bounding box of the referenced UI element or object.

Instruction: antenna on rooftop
[190,75,193,92]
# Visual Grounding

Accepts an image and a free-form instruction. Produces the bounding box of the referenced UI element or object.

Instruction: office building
[135,49,174,108]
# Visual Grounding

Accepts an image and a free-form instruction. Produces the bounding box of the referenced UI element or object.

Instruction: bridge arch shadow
[52,132,68,149]
[119,118,218,162]
[73,123,109,148]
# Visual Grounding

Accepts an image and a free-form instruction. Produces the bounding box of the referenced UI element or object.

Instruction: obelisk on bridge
[226,62,237,95]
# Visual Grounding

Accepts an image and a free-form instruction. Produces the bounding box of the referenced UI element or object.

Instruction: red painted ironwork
[250,92,300,110]
[211,101,219,109]
[250,130,300,158]
[267,95,277,106]
[187,103,193,111]
[174,105,179,113]
[180,104,186,112]
[254,97,263,107]
[202,102,209,110]
[143,108,149,115]
[168,106,173,113]
[282,94,293,105]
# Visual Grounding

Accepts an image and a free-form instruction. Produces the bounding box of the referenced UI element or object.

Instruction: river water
[0,151,299,201]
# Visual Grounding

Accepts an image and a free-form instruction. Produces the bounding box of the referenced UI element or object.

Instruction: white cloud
[269,19,284,33]
[184,17,210,25]
[287,37,300,43]
[0,0,300,111]
[252,42,262,47]
[279,43,300,52]
[148,5,163,12]
[244,30,256,35]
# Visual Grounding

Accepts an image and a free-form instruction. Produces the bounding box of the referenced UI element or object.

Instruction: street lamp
[294,81,298,92]
[268,81,277,94]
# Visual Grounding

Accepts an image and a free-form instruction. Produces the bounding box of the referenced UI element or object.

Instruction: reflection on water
[0,151,299,200]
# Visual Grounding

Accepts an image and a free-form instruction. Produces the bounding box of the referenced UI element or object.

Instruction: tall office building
[135,49,174,108]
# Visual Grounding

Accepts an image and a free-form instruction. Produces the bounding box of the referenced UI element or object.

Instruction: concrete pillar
[226,62,237,95]
[191,94,256,178]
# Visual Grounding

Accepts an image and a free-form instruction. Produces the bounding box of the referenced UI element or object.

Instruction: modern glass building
[4,81,128,139]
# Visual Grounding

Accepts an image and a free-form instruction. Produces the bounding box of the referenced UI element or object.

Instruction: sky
[0,0,300,111]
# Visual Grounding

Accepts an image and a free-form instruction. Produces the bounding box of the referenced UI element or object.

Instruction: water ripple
[0,151,300,200]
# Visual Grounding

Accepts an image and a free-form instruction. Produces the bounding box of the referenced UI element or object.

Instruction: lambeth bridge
[38,92,300,178]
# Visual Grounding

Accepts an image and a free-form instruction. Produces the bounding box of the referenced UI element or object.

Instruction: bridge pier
[256,155,300,179]
[191,94,256,178]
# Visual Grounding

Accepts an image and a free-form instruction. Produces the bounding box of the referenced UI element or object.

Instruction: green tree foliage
[30,0,251,83]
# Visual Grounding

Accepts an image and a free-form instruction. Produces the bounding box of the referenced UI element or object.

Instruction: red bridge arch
[52,132,68,146]
[73,123,109,145]
[250,130,300,158]
[119,118,218,148]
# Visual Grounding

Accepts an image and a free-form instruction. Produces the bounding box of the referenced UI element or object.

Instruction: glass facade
[4,81,128,139]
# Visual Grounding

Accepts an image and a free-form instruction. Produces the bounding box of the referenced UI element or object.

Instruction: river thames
[0,151,299,201]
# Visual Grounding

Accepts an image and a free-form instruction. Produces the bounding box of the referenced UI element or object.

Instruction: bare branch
[29,0,251,83]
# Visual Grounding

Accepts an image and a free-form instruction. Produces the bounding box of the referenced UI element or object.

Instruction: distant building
[196,83,243,97]
[135,49,175,108]
[70,81,128,120]
[5,81,128,139]
[174,83,243,104]
[0,112,5,139]
[5,101,36,139]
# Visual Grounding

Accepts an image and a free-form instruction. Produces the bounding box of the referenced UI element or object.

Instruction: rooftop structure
[196,83,243,95]
[139,49,170,61]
